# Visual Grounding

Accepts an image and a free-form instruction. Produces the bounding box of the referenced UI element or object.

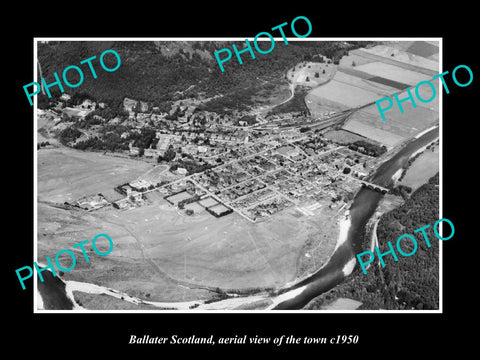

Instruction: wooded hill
[37,40,375,114]
[306,173,440,310]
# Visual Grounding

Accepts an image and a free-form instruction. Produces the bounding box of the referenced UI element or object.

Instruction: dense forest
[37,40,375,114]
[305,173,440,310]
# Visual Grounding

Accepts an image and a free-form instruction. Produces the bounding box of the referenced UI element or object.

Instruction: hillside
[37,40,376,113]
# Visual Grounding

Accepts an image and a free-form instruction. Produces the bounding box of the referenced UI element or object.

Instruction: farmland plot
[307,80,381,108]
[355,62,432,86]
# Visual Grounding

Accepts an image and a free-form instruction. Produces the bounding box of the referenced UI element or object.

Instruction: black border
[7,6,474,355]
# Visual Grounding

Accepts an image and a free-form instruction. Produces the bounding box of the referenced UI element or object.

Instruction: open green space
[37,149,340,307]
[399,145,439,191]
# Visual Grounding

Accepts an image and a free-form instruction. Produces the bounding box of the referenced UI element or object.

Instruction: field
[361,43,439,70]
[339,52,376,68]
[199,197,220,208]
[37,147,152,203]
[406,41,440,58]
[354,62,432,86]
[208,203,231,214]
[349,48,438,76]
[305,95,349,116]
[37,110,63,145]
[305,41,441,147]
[37,149,341,308]
[184,201,205,214]
[165,190,194,205]
[317,297,363,310]
[306,41,440,132]
[399,145,439,191]
[334,70,399,95]
[322,129,368,145]
[136,164,179,184]
[307,80,381,108]
[412,77,440,110]
[343,98,438,148]
[367,76,409,90]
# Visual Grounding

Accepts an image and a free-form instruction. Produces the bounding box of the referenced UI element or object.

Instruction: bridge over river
[359,180,389,194]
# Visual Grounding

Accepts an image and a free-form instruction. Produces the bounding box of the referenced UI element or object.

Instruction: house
[123,97,149,113]
[182,145,197,154]
[130,146,140,156]
[176,167,188,175]
[80,99,96,109]
[144,148,162,158]
[130,179,150,191]
[128,191,143,201]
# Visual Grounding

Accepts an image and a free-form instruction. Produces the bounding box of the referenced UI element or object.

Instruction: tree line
[305,173,439,310]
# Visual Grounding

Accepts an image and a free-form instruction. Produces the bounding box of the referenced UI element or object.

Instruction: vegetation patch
[305,173,439,310]
[268,85,311,116]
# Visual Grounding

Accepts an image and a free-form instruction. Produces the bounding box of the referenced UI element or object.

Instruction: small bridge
[360,181,389,194]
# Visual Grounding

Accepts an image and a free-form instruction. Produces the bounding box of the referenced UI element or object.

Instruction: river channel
[273,127,439,309]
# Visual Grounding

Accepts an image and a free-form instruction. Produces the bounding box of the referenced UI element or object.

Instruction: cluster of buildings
[65,194,109,211]
[50,93,382,222]
[66,119,378,221]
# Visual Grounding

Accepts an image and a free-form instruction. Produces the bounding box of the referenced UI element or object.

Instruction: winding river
[272,126,439,309]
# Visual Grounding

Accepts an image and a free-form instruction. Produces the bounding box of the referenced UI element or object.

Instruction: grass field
[355,62,432,86]
[342,114,406,147]
[137,164,179,184]
[305,94,350,116]
[38,148,152,203]
[399,145,439,191]
[166,191,194,205]
[343,97,438,147]
[337,66,374,80]
[361,43,439,71]
[411,77,440,110]
[406,41,439,58]
[322,129,368,144]
[367,76,410,90]
[37,148,340,307]
[339,53,376,68]
[350,49,438,76]
[307,80,381,108]
[363,92,438,127]
[184,201,205,214]
[305,42,440,149]
[317,297,363,310]
[199,197,220,208]
[334,71,399,95]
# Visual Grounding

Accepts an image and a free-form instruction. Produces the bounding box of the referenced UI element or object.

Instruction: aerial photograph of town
[35,39,440,311]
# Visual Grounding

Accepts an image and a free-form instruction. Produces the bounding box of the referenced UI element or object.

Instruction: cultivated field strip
[306,42,440,147]
[349,49,438,76]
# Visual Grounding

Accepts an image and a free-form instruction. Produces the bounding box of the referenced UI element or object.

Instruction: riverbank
[279,209,351,291]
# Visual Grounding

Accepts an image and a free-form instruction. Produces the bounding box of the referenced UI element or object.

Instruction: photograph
[32,38,442,312]
[7,8,474,355]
